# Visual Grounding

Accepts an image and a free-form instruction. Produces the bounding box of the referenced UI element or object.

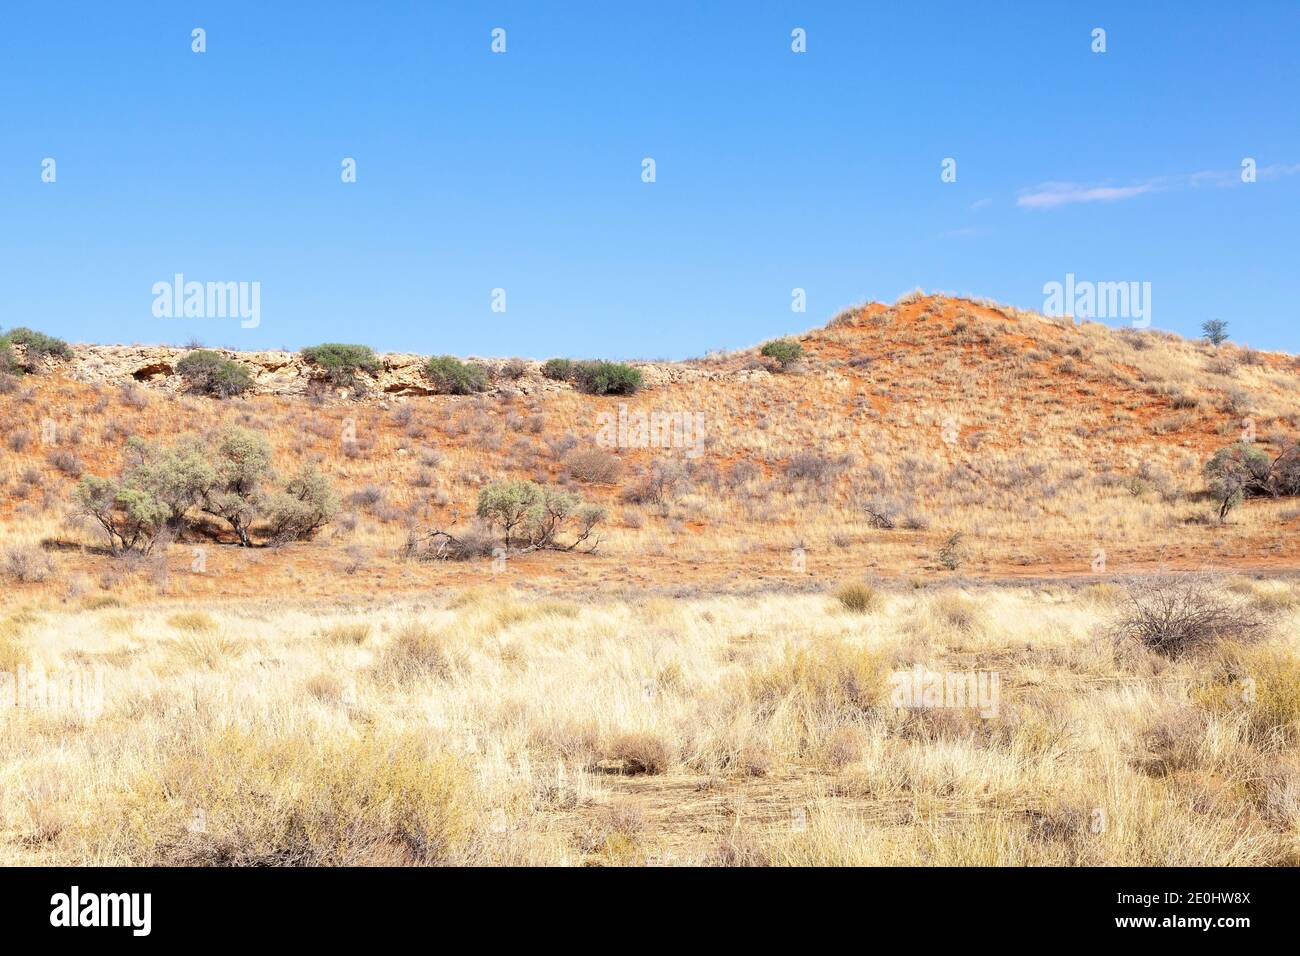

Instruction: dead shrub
[3,545,54,583]
[563,447,622,484]
[1140,706,1210,775]
[606,731,673,775]
[347,485,386,510]
[48,449,84,477]
[784,452,852,485]
[404,521,497,561]
[820,725,864,769]
[1113,575,1267,658]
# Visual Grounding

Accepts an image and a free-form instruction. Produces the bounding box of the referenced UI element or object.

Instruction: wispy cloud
[1018,182,1156,209]
[1259,162,1300,180]
[1017,162,1300,209]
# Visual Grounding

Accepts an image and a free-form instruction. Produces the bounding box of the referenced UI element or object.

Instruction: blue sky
[2,1,1298,358]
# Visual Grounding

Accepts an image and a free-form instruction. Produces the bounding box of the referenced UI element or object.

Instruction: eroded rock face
[48,345,738,401]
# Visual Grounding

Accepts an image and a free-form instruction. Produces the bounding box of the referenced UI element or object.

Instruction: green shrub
[4,327,73,361]
[265,462,339,542]
[0,327,73,373]
[761,339,804,369]
[424,356,489,395]
[542,358,574,381]
[301,343,380,388]
[1274,441,1300,497]
[572,360,642,396]
[176,350,253,398]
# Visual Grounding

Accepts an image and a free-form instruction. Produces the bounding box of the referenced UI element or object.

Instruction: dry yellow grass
[1,582,1296,866]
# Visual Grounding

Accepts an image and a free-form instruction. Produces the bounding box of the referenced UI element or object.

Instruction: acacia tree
[1201,319,1229,348]
[475,479,543,549]
[122,434,215,531]
[73,429,336,551]
[522,486,606,550]
[1273,441,1300,496]
[471,479,605,553]
[1204,442,1272,522]
[200,427,274,546]
[72,476,170,554]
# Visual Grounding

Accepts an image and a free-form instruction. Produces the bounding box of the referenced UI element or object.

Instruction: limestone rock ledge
[21,344,741,401]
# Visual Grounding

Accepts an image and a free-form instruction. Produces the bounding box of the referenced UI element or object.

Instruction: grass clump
[378,622,453,680]
[321,621,371,645]
[927,591,985,634]
[1198,643,1300,747]
[0,617,30,671]
[172,633,243,669]
[749,642,887,721]
[167,611,217,632]
[835,582,881,614]
[1080,582,1125,607]
[578,805,647,863]
[103,728,473,865]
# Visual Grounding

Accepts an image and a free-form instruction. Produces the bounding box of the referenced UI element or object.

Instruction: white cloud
[1017,162,1300,210]
[1017,181,1156,209]
[1259,162,1300,180]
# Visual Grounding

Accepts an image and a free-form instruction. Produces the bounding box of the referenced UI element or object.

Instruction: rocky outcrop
[45,344,746,401]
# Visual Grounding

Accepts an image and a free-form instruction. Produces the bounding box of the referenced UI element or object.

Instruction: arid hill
[3,293,1299,603]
